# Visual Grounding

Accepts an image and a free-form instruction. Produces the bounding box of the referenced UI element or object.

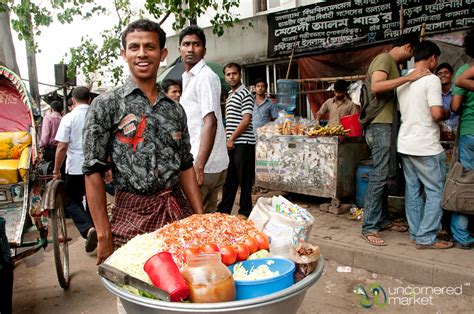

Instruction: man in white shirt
[179,25,229,212]
[53,86,96,252]
[396,41,452,250]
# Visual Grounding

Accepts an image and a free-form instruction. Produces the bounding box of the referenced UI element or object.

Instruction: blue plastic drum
[356,160,373,208]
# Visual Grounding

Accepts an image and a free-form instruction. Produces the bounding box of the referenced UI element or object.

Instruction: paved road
[12,220,473,313]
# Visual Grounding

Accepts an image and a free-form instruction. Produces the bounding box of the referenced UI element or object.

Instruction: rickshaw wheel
[51,188,70,288]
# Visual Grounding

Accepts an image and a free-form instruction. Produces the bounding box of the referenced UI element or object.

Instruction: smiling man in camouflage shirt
[83,19,203,265]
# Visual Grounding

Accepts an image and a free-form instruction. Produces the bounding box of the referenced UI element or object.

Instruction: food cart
[255,76,370,205]
[255,134,369,204]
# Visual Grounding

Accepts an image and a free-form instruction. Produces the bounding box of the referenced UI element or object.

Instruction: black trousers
[42,146,66,177]
[0,262,13,314]
[217,144,255,217]
[65,174,93,238]
[1,217,13,314]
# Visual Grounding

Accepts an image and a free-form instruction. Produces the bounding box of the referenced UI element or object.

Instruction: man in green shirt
[361,34,431,246]
[450,29,474,249]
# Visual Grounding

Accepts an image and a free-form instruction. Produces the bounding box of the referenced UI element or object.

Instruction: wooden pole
[399,5,405,71]
[285,46,295,79]
[420,22,426,42]
[399,4,404,35]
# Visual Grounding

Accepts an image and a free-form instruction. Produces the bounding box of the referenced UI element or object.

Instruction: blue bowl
[228,258,295,300]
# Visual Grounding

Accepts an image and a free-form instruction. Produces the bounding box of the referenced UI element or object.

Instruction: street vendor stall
[255,76,370,205]
[255,135,369,204]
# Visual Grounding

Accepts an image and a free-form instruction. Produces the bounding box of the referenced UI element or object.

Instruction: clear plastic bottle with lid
[181,252,236,303]
[276,79,298,114]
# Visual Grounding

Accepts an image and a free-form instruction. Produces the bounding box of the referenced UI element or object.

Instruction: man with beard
[315,79,358,127]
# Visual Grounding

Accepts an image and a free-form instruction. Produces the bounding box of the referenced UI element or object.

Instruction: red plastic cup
[143,252,189,302]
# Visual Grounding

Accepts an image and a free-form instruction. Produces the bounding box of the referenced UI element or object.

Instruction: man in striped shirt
[217,63,256,218]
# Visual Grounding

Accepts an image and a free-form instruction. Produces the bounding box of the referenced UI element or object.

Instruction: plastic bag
[289,242,320,282]
[249,196,314,247]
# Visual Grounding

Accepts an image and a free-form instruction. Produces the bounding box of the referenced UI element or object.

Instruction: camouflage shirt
[82,77,194,195]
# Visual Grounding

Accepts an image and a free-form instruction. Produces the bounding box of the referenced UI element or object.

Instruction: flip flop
[361,232,387,246]
[382,222,408,232]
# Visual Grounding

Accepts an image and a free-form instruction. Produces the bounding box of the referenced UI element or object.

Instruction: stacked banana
[307,125,350,136]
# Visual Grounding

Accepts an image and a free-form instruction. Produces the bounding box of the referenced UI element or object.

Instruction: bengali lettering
[445,9,470,18]
[311,19,349,31]
[275,22,310,37]
[269,0,472,57]
[426,20,453,31]
[336,8,364,17]
[403,5,423,17]
[354,0,379,5]
[456,18,474,27]
[275,12,300,22]
[365,3,391,13]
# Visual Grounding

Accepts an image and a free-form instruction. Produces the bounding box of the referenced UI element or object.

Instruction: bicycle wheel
[50,188,70,288]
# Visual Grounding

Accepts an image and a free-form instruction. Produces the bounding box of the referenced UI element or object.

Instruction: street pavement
[11,192,474,313]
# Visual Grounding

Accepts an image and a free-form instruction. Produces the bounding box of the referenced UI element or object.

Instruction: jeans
[401,152,446,245]
[217,144,255,217]
[362,124,392,234]
[65,174,94,238]
[451,135,474,246]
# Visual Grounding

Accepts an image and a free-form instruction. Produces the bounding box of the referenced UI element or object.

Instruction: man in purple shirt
[40,100,62,164]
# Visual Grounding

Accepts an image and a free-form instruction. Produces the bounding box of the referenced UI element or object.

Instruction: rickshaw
[0,65,69,288]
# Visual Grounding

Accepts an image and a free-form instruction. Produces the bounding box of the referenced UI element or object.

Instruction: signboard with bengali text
[268,0,473,58]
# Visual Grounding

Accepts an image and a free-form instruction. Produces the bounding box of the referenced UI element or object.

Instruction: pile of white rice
[232,261,279,281]
[105,233,165,284]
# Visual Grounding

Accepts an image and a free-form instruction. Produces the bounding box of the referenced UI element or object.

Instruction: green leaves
[145,0,241,36]
[8,0,105,52]
[8,0,243,87]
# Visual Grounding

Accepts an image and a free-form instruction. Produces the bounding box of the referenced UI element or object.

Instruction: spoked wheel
[50,184,70,288]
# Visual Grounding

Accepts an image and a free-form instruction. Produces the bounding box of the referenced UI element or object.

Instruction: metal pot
[102,257,324,314]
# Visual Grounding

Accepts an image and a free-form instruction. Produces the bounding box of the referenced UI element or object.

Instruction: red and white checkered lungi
[112,188,192,247]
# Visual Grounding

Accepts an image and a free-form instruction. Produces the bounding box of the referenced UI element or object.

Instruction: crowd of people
[37,19,473,262]
[360,30,474,250]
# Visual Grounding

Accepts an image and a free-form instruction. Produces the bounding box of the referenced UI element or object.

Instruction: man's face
[224,66,241,89]
[334,90,346,101]
[121,31,168,83]
[179,34,206,68]
[437,67,453,85]
[166,85,181,102]
[255,82,267,96]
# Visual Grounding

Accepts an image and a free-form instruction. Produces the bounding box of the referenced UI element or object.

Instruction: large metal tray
[102,256,325,314]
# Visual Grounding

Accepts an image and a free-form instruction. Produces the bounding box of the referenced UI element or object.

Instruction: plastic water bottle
[276,79,297,114]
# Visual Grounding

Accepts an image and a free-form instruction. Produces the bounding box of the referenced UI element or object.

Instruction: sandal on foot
[382,223,408,233]
[416,240,453,250]
[361,232,387,246]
